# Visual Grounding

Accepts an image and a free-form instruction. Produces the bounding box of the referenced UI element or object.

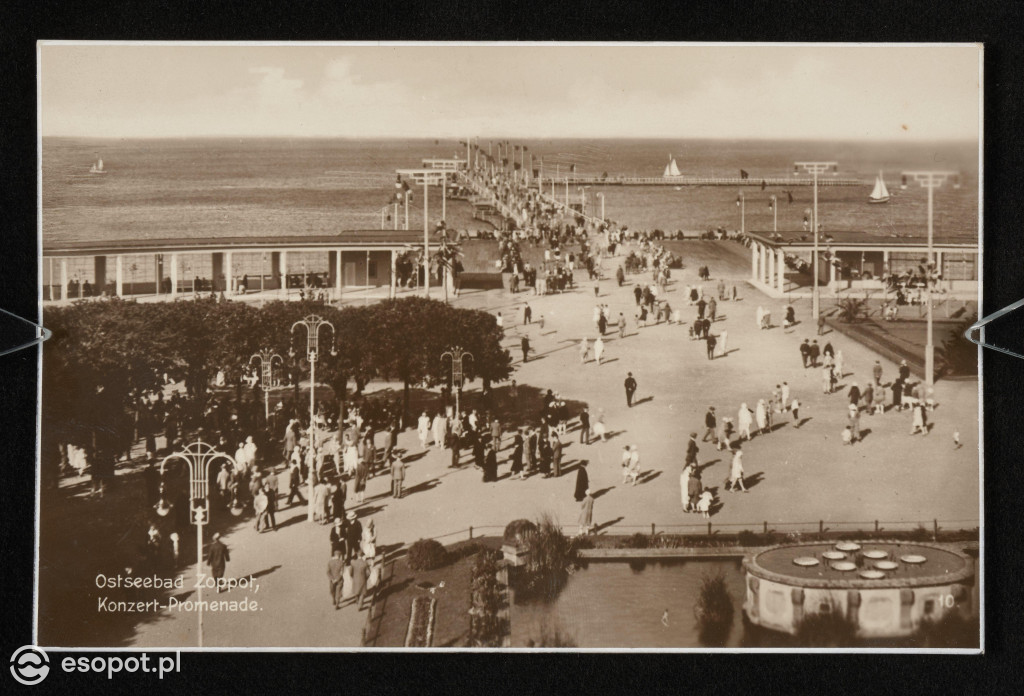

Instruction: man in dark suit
[207,533,230,592]
[624,372,638,407]
[800,339,811,368]
[344,511,362,562]
[327,548,345,609]
[702,407,718,443]
[685,433,700,466]
[329,518,347,557]
[578,407,591,444]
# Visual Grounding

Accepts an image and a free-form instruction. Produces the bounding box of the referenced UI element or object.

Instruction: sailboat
[663,155,682,178]
[89,158,106,174]
[868,170,889,204]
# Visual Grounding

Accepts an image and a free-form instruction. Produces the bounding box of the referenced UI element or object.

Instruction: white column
[766,247,775,288]
[170,253,179,297]
[751,244,759,281]
[115,255,124,296]
[829,252,837,287]
[776,249,785,291]
[60,259,69,301]
[336,249,343,300]
[390,249,397,299]
[759,244,767,284]
[225,251,234,293]
[279,250,288,296]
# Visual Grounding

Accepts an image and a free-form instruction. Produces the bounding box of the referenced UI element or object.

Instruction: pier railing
[541,176,864,187]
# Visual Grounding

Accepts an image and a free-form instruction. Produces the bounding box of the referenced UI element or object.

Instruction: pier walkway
[538,175,864,187]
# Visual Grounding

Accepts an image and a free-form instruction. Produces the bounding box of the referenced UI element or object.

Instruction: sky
[39,43,981,141]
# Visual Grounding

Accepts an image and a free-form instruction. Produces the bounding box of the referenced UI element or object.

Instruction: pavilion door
[343,261,359,286]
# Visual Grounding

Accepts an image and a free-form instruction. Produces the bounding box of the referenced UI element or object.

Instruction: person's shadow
[636,470,662,484]
[591,486,615,499]
[744,472,765,489]
[632,396,654,407]
[592,516,624,534]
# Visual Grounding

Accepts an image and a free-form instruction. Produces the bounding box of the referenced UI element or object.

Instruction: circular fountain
[742,542,974,638]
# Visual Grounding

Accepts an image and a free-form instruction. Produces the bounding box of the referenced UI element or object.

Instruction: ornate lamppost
[249,349,283,423]
[794,161,839,320]
[736,192,745,235]
[155,440,236,647]
[291,315,336,522]
[441,346,473,417]
[900,170,960,387]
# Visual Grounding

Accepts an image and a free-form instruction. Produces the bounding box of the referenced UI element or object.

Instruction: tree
[936,313,979,377]
[835,296,869,323]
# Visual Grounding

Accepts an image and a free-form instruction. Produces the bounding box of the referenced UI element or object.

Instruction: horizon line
[40,134,979,144]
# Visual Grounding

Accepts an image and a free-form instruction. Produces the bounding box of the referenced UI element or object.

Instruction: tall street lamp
[291,315,337,522]
[794,161,839,320]
[441,346,473,417]
[155,440,236,647]
[249,349,283,424]
[900,170,960,387]
[736,192,745,235]
[768,195,778,233]
[596,192,606,222]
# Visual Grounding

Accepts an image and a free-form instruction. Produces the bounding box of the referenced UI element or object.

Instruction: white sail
[90,158,105,174]
[869,170,889,203]
[663,162,672,177]
[669,158,681,177]
[97,158,103,172]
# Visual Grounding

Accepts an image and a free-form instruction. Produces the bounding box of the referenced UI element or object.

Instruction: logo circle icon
[10,646,49,685]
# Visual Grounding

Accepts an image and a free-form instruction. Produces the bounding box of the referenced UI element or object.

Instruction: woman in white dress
[579,337,590,364]
[755,399,768,436]
[342,436,359,477]
[360,519,377,558]
[728,447,748,492]
[834,350,845,379]
[592,409,607,442]
[341,563,355,601]
[593,336,605,365]
[417,412,431,449]
[737,403,753,441]
[432,413,447,450]
[755,306,764,330]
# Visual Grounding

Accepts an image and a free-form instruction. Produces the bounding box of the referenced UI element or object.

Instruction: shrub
[530,620,578,647]
[693,572,734,647]
[624,533,650,549]
[937,313,979,377]
[794,599,858,647]
[406,539,449,571]
[737,530,760,547]
[515,514,574,601]
[915,612,979,649]
[468,549,506,647]
[503,519,538,547]
[835,297,869,323]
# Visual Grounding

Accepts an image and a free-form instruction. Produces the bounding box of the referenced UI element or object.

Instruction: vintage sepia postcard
[33,41,982,653]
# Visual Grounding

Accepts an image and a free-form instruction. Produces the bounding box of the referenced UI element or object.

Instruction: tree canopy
[42,296,512,458]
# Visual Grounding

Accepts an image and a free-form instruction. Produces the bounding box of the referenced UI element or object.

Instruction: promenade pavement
[128,240,979,648]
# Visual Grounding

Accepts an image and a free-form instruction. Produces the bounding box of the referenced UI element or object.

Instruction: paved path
[129,240,978,648]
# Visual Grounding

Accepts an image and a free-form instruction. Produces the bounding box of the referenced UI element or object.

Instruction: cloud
[248,67,305,107]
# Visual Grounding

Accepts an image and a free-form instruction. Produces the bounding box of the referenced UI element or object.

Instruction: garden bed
[368,537,503,647]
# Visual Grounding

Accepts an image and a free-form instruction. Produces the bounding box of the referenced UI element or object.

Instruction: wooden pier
[538,175,863,187]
